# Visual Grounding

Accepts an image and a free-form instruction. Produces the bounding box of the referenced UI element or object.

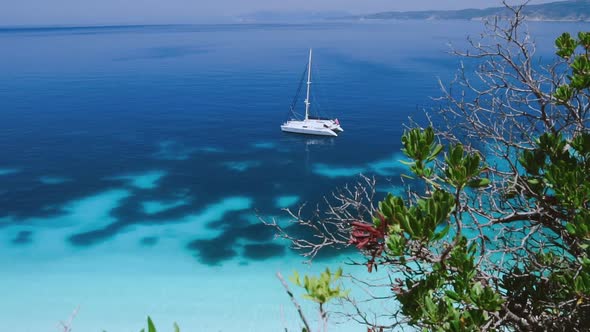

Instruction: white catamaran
[281,49,343,137]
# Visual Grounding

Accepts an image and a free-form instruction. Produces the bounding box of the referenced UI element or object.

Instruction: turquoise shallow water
[0,20,588,331]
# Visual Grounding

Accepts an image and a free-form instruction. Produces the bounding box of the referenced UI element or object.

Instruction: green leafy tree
[269,4,590,331]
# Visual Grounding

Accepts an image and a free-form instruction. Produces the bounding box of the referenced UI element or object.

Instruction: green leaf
[290,270,301,286]
[147,317,156,332]
[445,290,461,301]
[579,31,590,50]
[427,144,444,162]
[431,224,451,242]
[400,215,415,237]
[555,32,577,58]
[566,223,577,235]
[467,178,490,188]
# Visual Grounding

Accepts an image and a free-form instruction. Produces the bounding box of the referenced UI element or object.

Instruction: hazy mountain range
[357,0,590,22]
[238,0,590,23]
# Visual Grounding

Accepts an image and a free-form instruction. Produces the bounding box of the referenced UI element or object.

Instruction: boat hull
[281,122,338,137]
[307,118,343,132]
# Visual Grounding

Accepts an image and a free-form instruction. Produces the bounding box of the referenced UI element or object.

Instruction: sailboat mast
[304,48,312,121]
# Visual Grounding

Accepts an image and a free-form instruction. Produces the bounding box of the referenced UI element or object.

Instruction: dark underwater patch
[215,221,275,242]
[242,243,285,260]
[140,236,158,246]
[205,212,275,241]
[12,230,32,245]
[68,223,122,247]
[237,223,275,242]
[204,210,245,230]
[184,219,283,264]
[282,222,317,241]
[110,193,197,227]
[186,238,237,266]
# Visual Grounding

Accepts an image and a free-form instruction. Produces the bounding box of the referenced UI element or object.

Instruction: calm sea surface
[0,20,588,331]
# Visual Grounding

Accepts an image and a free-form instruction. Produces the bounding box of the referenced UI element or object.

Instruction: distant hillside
[358,0,590,22]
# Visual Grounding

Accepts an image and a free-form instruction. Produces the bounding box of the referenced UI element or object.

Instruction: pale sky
[1,0,559,26]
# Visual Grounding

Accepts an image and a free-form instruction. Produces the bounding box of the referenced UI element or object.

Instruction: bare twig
[277,272,312,332]
[58,306,80,332]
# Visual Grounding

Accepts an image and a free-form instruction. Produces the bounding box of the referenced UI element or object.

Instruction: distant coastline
[4,0,590,31]
[353,0,590,22]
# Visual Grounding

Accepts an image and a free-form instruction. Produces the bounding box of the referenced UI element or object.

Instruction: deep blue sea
[0,20,588,331]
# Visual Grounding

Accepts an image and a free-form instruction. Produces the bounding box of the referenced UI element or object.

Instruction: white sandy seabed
[0,176,381,332]
[2,252,367,332]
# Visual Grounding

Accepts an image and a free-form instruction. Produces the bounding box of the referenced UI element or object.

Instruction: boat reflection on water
[305,137,336,147]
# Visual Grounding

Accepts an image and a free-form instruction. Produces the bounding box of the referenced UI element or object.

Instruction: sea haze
[0,20,588,331]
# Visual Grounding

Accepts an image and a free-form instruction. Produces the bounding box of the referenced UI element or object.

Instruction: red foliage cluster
[349,213,388,272]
